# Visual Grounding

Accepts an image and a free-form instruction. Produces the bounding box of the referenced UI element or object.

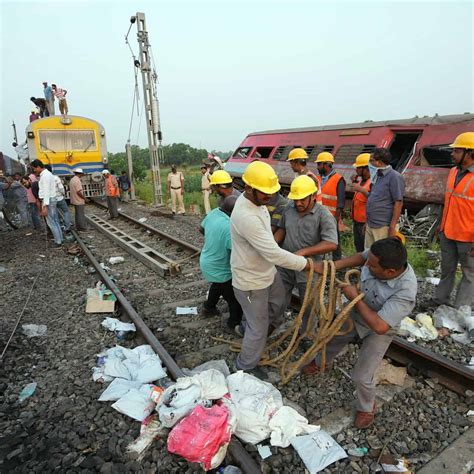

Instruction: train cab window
[233,147,252,159]
[39,130,97,152]
[418,145,454,168]
[388,133,421,170]
[335,144,375,164]
[310,145,334,160]
[273,146,288,160]
[251,146,274,159]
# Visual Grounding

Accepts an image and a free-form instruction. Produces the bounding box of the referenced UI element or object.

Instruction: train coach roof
[248,113,474,136]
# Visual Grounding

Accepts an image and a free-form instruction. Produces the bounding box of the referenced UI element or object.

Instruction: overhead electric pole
[133,12,163,206]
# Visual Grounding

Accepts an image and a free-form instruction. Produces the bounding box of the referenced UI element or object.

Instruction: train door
[388,131,421,171]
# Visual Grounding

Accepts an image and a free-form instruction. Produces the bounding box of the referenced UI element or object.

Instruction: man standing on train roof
[303,237,417,429]
[52,84,68,116]
[274,175,338,329]
[315,151,346,259]
[230,161,311,380]
[433,132,474,309]
[209,170,241,207]
[350,153,372,252]
[364,148,405,248]
[167,164,185,215]
[200,195,243,335]
[43,81,55,116]
[70,168,88,231]
[200,164,212,215]
[29,109,40,122]
[102,169,120,219]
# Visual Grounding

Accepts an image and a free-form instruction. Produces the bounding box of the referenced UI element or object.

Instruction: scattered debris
[138,217,148,223]
[67,244,82,255]
[380,455,411,473]
[257,444,272,460]
[22,324,47,337]
[433,305,464,332]
[399,314,438,340]
[425,277,440,285]
[126,414,165,460]
[109,256,125,264]
[0,265,6,272]
[348,447,369,457]
[86,284,117,313]
[375,360,407,386]
[101,317,136,333]
[18,382,37,402]
[176,306,198,315]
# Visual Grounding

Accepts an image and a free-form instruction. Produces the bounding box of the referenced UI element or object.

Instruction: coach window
[252,146,274,159]
[233,147,252,159]
[417,145,453,168]
[335,144,376,165]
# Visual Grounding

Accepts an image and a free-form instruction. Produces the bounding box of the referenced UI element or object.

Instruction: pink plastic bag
[167,404,231,470]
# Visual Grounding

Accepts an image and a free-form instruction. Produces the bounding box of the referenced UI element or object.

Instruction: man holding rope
[303,238,417,428]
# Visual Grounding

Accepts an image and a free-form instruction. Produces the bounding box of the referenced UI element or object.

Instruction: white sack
[99,378,143,401]
[104,357,132,380]
[269,406,320,448]
[134,354,167,383]
[101,317,136,333]
[188,369,228,400]
[291,430,347,473]
[227,371,283,444]
[111,385,155,421]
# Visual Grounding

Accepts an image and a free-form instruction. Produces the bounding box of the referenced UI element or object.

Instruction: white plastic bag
[269,406,320,448]
[104,357,132,380]
[291,430,347,473]
[22,324,47,337]
[99,378,143,401]
[101,317,136,333]
[184,359,231,377]
[188,369,228,400]
[134,354,167,383]
[111,385,155,421]
[109,256,125,264]
[227,371,283,444]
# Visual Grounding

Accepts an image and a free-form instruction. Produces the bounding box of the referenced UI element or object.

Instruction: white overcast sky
[1,0,473,155]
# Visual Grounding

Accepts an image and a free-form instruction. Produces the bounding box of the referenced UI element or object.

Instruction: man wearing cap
[230,161,311,379]
[351,153,372,252]
[70,168,87,231]
[316,152,346,259]
[434,132,474,308]
[209,170,241,207]
[365,148,405,248]
[43,82,54,116]
[167,165,185,215]
[287,147,322,204]
[201,164,212,214]
[29,109,40,123]
[200,195,243,334]
[274,175,338,328]
[102,169,120,219]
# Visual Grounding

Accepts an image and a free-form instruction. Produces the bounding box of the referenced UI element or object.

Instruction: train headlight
[27,131,35,139]
[102,156,108,164]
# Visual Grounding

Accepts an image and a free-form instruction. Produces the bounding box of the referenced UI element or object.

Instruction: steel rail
[89,200,201,254]
[71,230,260,474]
[290,293,473,395]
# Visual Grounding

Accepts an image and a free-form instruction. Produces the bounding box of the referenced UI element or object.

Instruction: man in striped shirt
[52,84,68,115]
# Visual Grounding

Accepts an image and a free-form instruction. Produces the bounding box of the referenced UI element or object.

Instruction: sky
[1,0,473,155]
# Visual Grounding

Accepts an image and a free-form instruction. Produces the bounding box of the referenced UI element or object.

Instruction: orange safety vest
[105,175,120,197]
[351,179,371,223]
[320,173,343,216]
[440,167,474,242]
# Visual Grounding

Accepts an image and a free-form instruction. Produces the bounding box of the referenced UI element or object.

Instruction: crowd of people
[29,81,69,120]
[197,133,473,430]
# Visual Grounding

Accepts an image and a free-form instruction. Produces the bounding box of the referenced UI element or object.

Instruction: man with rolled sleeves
[434,132,474,308]
[274,175,338,328]
[69,168,88,231]
[231,161,310,380]
[303,238,417,429]
[365,148,405,248]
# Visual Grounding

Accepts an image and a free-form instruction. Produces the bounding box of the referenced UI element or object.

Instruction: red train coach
[225,113,474,211]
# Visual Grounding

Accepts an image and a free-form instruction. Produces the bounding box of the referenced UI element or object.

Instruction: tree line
[108,143,234,180]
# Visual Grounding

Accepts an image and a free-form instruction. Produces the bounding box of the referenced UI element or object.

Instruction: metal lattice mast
[135,12,163,206]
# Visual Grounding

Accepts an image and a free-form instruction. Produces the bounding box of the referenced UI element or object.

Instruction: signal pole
[134,12,163,206]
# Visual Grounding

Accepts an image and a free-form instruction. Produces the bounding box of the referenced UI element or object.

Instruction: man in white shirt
[46,165,71,232]
[200,165,212,215]
[231,161,310,379]
[31,159,63,247]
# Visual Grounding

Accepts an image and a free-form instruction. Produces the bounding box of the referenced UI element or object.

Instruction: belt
[171,186,181,190]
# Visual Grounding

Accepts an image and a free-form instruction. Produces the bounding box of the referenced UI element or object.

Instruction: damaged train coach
[225,113,474,242]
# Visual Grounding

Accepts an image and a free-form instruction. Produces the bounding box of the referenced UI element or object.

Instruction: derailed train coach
[225,113,474,241]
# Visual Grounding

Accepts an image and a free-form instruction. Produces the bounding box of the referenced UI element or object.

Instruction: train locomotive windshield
[39,130,97,153]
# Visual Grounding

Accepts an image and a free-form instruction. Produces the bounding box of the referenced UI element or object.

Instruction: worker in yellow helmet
[350,153,372,251]
[433,132,474,308]
[274,175,338,330]
[315,151,346,259]
[209,169,241,207]
[287,147,322,204]
[230,161,311,380]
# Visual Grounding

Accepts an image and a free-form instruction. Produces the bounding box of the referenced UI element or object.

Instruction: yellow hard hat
[210,170,232,185]
[352,153,371,168]
[242,161,281,194]
[288,175,318,200]
[315,151,335,163]
[449,132,474,149]
[287,148,308,161]
[394,231,406,245]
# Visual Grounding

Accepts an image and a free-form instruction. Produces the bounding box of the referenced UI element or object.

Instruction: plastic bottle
[19,382,37,402]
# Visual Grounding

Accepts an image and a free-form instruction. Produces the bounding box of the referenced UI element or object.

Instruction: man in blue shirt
[200,195,242,335]
[365,148,405,248]
[43,82,54,116]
